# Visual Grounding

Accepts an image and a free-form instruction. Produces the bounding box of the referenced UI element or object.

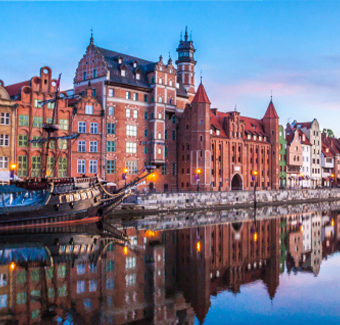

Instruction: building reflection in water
[0,208,339,324]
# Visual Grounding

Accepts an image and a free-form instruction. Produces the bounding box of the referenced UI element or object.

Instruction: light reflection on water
[0,205,339,324]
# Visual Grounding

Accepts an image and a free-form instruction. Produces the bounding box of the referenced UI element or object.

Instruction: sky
[1,1,340,135]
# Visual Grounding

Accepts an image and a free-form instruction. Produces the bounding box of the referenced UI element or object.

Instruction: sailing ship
[0,74,153,225]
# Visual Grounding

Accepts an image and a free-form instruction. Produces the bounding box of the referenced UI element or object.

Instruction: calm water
[0,203,340,324]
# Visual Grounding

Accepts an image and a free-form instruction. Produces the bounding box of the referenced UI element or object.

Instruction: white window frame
[133,110,138,119]
[85,105,93,115]
[90,141,98,153]
[78,141,86,152]
[89,160,98,174]
[126,108,130,118]
[126,125,137,137]
[0,157,8,169]
[90,123,98,134]
[126,142,137,154]
[78,122,86,133]
[0,113,10,125]
[108,89,114,97]
[0,134,9,147]
[77,160,85,174]
[108,106,114,116]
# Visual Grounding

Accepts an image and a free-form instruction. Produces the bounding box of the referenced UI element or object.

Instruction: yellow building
[0,81,17,184]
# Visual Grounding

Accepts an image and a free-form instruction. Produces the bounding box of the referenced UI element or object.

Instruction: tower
[176,27,197,100]
[263,98,279,190]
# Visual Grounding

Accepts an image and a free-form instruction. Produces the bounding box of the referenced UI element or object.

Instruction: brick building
[178,84,280,191]
[71,83,105,178]
[278,125,287,187]
[73,31,194,191]
[4,67,73,178]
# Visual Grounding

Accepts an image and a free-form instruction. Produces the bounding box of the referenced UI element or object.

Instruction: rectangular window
[47,157,55,177]
[165,147,168,157]
[144,95,148,102]
[125,161,138,175]
[0,134,9,147]
[108,106,114,116]
[77,160,85,173]
[47,102,55,109]
[57,266,66,278]
[126,92,131,100]
[172,115,176,124]
[34,99,41,108]
[90,123,98,134]
[90,141,98,152]
[59,119,69,130]
[161,164,167,175]
[107,141,115,152]
[83,72,87,81]
[107,123,115,134]
[18,155,27,177]
[0,113,10,125]
[126,257,136,269]
[144,129,148,137]
[31,156,41,177]
[144,112,148,120]
[58,284,67,297]
[107,160,115,174]
[89,280,97,292]
[19,115,29,127]
[108,89,114,97]
[77,264,86,275]
[17,271,26,285]
[133,110,138,119]
[76,281,86,294]
[126,108,130,118]
[126,274,136,286]
[172,130,176,140]
[133,93,138,101]
[144,146,148,154]
[126,142,137,153]
[93,69,97,78]
[85,105,93,115]
[92,89,96,97]
[32,136,42,148]
[59,139,67,150]
[106,278,114,290]
[0,157,8,169]
[127,125,137,137]
[165,130,168,140]
[17,292,27,305]
[89,160,97,174]
[78,141,86,152]
[78,122,86,133]
[58,157,67,177]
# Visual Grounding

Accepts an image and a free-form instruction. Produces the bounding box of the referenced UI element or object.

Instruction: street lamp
[300,173,304,188]
[196,168,202,192]
[10,163,17,181]
[123,168,128,188]
[330,173,335,188]
[252,170,258,208]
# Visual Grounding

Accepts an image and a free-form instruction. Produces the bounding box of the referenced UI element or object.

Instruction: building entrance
[231,174,242,191]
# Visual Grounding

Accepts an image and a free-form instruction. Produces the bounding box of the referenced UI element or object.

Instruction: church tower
[176,27,197,100]
[263,98,279,190]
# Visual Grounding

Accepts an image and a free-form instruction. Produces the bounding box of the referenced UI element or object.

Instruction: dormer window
[303,135,305,141]
[210,129,213,134]
[118,56,123,64]
[247,134,251,140]
[216,130,220,136]
[264,137,267,141]
[136,73,140,80]
[326,148,329,153]
[133,61,137,68]
[259,136,262,141]
[121,69,126,77]
[253,135,257,140]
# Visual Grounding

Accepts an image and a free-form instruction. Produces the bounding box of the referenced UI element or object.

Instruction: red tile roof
[5,80,30,97]
[242,116,267,137]
[263,100,278,119]
[322,142,334,157]
[192,83,211,104]
[210,111,227,137]
[297,129,311,145]
[295,121,312,129]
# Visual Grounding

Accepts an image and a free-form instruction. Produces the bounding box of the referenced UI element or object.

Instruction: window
[47,102,55,109]
[127,125,137,136]
[144,129,148,137]
[126,274,136,286]
[58,284,67,297]
[34,99,41,108]
[109,89,114,97]
[158,96,162,103]
[136,73,140,80]
[126,108,130,117]
[17,292,26,305]
[92,89,96,97]
[162,164,167,175]
[126,92,131,100]
[90,141,98,152]
[107,123,115,134]
[165,147,168,157]
[77,160,85,173]
[0,135,9,147]
[78,141,86,152]
[151,77,155,84]
[133,110,138,119]
[172,115,176,124]
[31,156,41,177]
[165,130,168,140]
[85,105,93,115]
[106,278,114,290]
[144,146,148,154]
[59,119,69,130]
[0,157,8,169]
[19,115,29,127]
[32,136,42,148]
[108,106,114,115]
[76,281,86,294]
[18,156,27,177]
[172,130,176,140]
[158,133,162,139]
[90,123,98,134]
[1,113,10,125]
[121,69,126,77]
[107,160,115,174]
[58,157,67,177]
[89,160,98,174]
[83,72,87,80]
[59,139,67,150]
[144,95,148,103]
[78,122,86,133]
[126,142,137,153]
[159,78,163,84]
[107,141,115,152]
[0,294,8,308]
[133,93,138,101]
[216,130,220,136]
[106,260,115,272]
[125,161,138,175]
[89,280,97,292]
[144,112,148,120]
[126,257,136,269]
[77,264,86,275]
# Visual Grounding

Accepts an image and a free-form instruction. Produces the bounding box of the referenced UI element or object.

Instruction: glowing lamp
[252,170,258,176]
[123,246,128,255]
[301,173,304,178]
[9,262,16,271]
[331,173,335,179]
[123,168,128,174]
[196,241,201,252]
[253,232,258,242]
[300,225,305,233]
[10,163,17,170]
[331,218,335,227]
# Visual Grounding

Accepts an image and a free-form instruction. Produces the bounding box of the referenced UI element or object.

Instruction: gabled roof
[5,80,30,98]
[210,111,227,137]
[263,100,278,119]
[242,116,267,137]
[192,83,211,104]
[296,129,311,145]
[322,140,334,157]
[294,121,312,129]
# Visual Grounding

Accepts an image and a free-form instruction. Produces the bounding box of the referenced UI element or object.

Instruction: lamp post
[252,170,258,208]
[10,163,17,181]
[196,168,202,192]
[330,173,335,188]
[299,173,304,189]
[123,168,128,188]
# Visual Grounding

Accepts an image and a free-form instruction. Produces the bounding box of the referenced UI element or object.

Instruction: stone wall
[136,188,340,210]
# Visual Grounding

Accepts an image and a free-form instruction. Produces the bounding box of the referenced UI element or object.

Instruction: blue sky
[1,1,340,134]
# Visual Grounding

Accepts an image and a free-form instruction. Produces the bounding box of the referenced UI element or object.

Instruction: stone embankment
[132,188,340,213]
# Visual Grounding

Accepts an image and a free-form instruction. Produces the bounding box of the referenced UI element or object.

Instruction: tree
[322,128,334,137]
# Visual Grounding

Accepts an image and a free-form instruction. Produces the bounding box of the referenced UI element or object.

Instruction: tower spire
[185,26,188,41]
[271,89,273,102]
[90,28,94,45]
